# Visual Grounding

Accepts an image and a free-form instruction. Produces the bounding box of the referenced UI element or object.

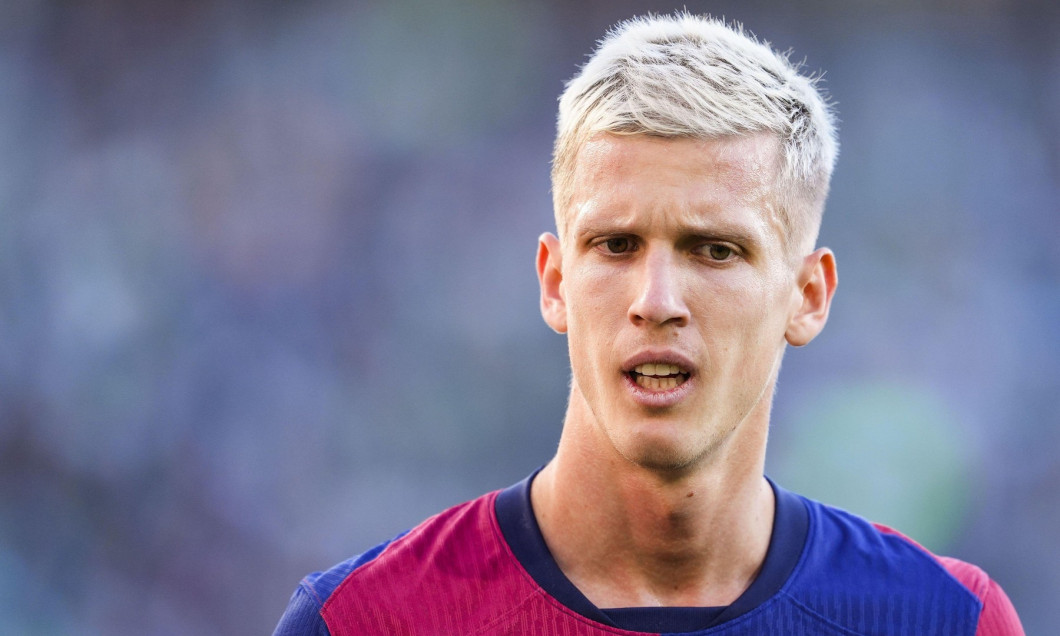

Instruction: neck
[531,396,775,609]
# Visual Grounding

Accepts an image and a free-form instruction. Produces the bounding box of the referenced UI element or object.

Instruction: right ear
[536,232,567,334]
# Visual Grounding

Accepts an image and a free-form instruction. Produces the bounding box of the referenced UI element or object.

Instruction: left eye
[706,244,733,260]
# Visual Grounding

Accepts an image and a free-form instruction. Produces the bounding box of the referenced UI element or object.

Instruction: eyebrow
[573,220,765,249]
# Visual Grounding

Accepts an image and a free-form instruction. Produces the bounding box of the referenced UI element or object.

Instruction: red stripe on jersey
[319,492,646,635]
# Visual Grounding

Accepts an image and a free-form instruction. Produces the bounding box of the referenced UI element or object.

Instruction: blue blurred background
[1,0,1057,633]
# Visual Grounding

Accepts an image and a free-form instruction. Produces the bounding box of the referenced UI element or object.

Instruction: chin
[614,416,737,475]
[619,431,709,474]
[629,452,698,474]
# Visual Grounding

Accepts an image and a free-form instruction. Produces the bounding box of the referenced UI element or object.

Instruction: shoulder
[272,529,411,636]
[274,489,540,636]
[788,496,1023,635]
[875,524,1025,636]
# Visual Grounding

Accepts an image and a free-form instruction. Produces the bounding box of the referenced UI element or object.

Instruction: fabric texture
[272,475,1023,635]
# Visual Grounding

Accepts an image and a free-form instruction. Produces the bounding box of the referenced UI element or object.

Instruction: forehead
[566,133,783,239]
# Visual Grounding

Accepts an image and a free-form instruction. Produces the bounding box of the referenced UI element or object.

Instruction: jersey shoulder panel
[272,532,409,636]
[272,584,332,636]
[874,525,1025,636]
[783,498,983,635]
[319,491,547,635]
[940,557,1025,636]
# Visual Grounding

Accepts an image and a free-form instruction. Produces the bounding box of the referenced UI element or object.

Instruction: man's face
[539,133,829,472]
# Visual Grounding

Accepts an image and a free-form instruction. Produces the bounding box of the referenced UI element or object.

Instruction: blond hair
[552,13,838,252]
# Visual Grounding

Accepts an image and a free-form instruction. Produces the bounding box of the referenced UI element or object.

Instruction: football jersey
[273,473,1023,635]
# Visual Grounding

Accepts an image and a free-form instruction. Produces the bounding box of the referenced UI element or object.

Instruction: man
[275,13,1023,635]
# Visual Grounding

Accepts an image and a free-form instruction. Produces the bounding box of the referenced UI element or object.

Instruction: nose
[628,248,690,328]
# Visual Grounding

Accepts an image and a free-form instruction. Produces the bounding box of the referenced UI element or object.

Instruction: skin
[533,132,837,608]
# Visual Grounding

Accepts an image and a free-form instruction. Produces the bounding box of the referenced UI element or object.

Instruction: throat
[533,460,777,610]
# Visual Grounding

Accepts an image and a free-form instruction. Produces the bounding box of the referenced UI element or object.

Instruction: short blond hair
[552,13,838,252]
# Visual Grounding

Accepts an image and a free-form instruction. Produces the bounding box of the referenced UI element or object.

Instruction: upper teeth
[634,363,682,376]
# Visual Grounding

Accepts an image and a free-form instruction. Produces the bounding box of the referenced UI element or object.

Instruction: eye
[603,237,634,254]
[706,244,734,260]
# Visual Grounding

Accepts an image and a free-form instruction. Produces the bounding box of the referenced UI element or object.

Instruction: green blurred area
[773,381,972,553]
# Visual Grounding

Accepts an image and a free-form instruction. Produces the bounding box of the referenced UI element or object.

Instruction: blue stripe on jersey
[603,606,726,633]
[788,502,982,634]
[272,530,409,636]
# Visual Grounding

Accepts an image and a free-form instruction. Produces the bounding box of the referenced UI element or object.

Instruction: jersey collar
[494,469,809,632]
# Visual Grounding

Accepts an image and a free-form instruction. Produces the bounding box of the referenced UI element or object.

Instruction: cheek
[565,265,624,331]
[563,270,626,386]
[692,275,789,347]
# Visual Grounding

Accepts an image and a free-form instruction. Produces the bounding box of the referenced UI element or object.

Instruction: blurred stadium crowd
[0,0,1056,633]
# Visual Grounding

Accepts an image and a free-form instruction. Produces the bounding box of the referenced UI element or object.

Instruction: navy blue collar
[495,470,809,633]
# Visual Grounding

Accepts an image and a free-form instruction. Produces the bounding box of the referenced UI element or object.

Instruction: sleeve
[937,556,1025,636]
[974,577,1024,636]
[272,583,332,636]
[274,533,408,636]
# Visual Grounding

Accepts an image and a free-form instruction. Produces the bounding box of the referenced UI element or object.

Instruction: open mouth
[628,363,691,391]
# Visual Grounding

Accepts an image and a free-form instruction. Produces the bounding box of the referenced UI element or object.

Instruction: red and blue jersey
[274,474,1023,635]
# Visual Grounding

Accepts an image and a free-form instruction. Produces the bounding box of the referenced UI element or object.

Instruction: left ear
[785,247,837,347]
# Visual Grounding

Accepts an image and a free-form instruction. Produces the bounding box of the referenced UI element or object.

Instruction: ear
[536,232,567,334]
[785,247,837,347]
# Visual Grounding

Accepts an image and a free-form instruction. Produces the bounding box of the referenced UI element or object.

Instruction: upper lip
[621,350,696,375]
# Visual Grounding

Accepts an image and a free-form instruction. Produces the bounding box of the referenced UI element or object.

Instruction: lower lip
[623,373,694,408]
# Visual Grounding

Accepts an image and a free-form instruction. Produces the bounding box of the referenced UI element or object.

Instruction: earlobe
[785,247,837,347]
[536,232,568,334]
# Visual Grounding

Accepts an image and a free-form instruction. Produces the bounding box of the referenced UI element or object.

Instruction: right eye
[603,237,633,254]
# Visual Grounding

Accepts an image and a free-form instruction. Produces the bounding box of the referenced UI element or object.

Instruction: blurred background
[1,0,1057,633]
